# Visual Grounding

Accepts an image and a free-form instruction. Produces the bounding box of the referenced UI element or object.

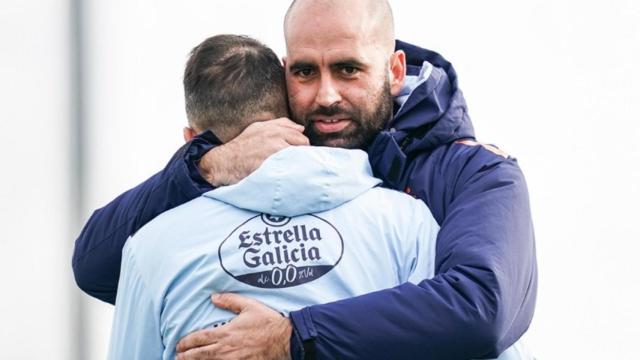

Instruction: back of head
[184,35,288,141]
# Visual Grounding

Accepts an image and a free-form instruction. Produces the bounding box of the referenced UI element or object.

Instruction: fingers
[176,343,241,360]
[176,328,218,354]
[243,123,309,147]
[176,343,226,360]
[268,117,305,131]
[238,117,309,146]
[176,296,291,360]
[211,293,256,314]
[279,128,310,146]
[247,117,305,135]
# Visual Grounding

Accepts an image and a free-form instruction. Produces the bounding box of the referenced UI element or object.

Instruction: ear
[183,126,197,143]
[389,50,406,96]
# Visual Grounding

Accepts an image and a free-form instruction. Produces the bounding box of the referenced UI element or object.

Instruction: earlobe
[389,50,406,96]
[183,127,197,143]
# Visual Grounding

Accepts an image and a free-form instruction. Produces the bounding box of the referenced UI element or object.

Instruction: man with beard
[73,0,537,359]
[107,33,442,360]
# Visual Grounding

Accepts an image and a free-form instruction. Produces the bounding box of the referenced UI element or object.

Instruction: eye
[294,68,315,78]
[340,65,359,77]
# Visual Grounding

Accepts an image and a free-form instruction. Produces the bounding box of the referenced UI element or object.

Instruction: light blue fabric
[209,146,381,216]
[107,146,439,360]
[394,60,434,112]
[489,340,535,360]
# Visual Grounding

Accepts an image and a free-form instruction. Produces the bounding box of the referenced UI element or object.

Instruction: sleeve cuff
[182,130,222,194]
[290,320,305,360]
[290,308,318,360]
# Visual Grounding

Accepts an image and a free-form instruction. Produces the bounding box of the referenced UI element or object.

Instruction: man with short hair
[181,34,292,143]
[107,33,441,360]
[74,1,537,359]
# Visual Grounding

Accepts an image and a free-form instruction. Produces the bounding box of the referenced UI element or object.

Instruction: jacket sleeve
[289,144,537,359]
[72,132,219,304]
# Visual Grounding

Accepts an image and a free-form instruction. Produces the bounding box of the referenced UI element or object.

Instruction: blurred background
[1,0,639,358]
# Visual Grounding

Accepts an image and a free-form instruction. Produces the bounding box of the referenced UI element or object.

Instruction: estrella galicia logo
[260,214,290,227]
[218,214,344,288]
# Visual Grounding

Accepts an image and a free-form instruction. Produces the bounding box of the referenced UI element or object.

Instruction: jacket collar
[367,40,475,188]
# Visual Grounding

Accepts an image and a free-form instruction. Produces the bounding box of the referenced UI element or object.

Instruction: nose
[315,75,342,107]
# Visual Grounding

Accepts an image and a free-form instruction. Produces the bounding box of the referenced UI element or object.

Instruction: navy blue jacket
[72,40,537,359]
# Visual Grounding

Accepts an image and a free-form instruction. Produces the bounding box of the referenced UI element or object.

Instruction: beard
[295,81,394,149]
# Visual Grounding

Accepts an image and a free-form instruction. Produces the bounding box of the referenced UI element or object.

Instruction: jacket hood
[367,40,475,188]
[390,40,475,152]
[203,146,381,217]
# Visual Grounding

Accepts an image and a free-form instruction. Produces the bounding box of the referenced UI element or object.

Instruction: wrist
[282,318,293,360]
[280,316,293,360]
[198,145,231,187]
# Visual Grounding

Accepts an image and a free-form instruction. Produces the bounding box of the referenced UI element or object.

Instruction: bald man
[281,0,398,151]
[73,1,537,359]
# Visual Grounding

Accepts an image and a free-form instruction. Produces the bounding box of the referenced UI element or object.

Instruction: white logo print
[218,214,344,288]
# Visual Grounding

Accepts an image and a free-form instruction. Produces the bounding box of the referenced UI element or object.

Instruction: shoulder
[131,197,210,238]
[407,138,518,179]
[429,139,524,183]
[404,139,528,220]
[444,139,514,168]
[433,140,530,207]
[453,139,510,159]
[125,195,229,257]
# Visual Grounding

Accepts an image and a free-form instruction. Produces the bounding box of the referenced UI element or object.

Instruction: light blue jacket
[107,146,439,359]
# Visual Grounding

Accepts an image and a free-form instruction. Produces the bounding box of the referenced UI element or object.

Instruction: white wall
[397,2,640,357]
[0,1,75,359]
[1,0,638,359]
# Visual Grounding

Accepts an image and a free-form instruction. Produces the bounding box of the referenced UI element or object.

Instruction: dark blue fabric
[71,40,536,359]
[288,41,537,359]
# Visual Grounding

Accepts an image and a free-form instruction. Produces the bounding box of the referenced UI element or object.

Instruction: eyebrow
[288,58,368,73]
[288,61,317,73]
[331,59,367,69]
